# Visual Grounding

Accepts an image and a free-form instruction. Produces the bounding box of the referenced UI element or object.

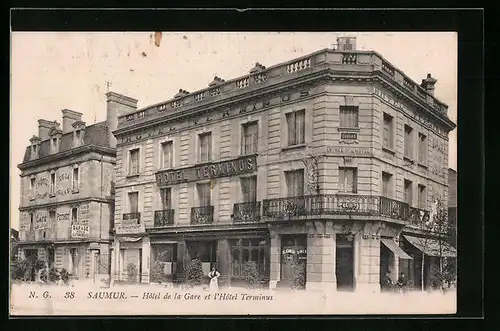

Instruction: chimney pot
[106,91,138,148]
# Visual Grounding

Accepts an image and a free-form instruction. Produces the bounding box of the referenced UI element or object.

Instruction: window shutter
[297,111,305,144]
[339,168,346,192]
[287,113,295,145]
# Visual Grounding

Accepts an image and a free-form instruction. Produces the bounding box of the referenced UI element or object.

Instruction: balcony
[154,209,175,227]
[233,201,261,223]
[262,194,429,224]
[191,206,214,225]
[123,212,141,223]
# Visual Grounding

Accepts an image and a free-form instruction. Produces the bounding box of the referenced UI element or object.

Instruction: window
[339,167,358,193]
[285,170,304,197]
[241,176,257,202]
[199,132,212,162]
[50,173,56,195]
[72,167,79,191]
[404,179,413,206]
[74,130,83,147]
[161,141,173,169]
[197,183,211,206]
[242,122,259,155]
[383,113,394,150]
[49,211,56,237]
[160,188,172,210]
[404,125,413,159]
[71,207,78,224]
[382,172,393,198]
[51,137,59,152]
[128,192,139,213]
[29,177,36,196]
[418,185,426,209]
[129,149,140,175]
[286,110,305,146]
[30,213,34,230]
[31,144,38,157]
[418,133,427,164]
[339,106,359,128]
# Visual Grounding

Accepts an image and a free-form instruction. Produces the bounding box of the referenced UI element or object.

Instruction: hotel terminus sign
[156,154,257,187]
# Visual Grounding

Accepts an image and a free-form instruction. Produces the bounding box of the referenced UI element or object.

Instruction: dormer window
[51,137,59,152]
[74,130,82,147]
[31,144,39,158]
[72,121,86,148]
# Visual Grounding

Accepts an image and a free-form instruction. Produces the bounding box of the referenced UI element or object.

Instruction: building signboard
[116,223,146,235]
[35,212,50,230]
[155,154,257,187]
[326,146,372,156]
[71,224,90,239]
[341,132,358,140]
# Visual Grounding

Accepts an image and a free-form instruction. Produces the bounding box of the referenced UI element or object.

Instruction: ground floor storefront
[17,241,111,283]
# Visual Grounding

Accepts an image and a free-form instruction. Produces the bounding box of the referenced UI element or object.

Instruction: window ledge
[382,147,396,155]
[72,189,80,194]
[49,193,56,198]
[126,173,140,179]
[337,192,358,195]
[338,127,360,132]
[403,156,415,163]
[417,162,428,169]
[281,144,306,152]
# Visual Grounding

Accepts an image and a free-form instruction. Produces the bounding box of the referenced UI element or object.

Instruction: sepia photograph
[10,31,458,315]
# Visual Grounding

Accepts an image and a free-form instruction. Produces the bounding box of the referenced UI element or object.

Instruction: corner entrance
[336,234,354,291]
[280,234,307,287]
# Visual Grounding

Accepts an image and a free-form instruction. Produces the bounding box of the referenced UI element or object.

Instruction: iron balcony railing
[154,209,175,227]
[262,194,429,224]
[191,206,214,225]
[123,212,141,223]
[233,201,261,223]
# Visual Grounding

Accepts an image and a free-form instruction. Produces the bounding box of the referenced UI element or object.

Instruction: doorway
[25,249,38,281]
[280,235,307,286]
[336,234,354,291]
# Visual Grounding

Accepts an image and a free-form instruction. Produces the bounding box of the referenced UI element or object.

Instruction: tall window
[72,167,79,191]
[285,170,304,197]
[129,148,140,175]
[30,213,34,231]
[241,176,257,202]
[404,125,413,158]
[29,177,36,196]
[197,183,211,206]
[160,188,172,210]
[128,192,139,213]
[339,167,358,193]
[404,179,413,206]
[418,185,427,209]
[49,210,56,236]
[161,141,173,169]
[199,133,212,162]
[241,122,258,155]
[50,173,56,195]
[286,110,305,146]
[383,113,394,150]
[51,137,59,153]
[339,106,359,128]
[71,207,78,224]
[382,172,393,198]
[418,133,427,164]
[74,130,83,147]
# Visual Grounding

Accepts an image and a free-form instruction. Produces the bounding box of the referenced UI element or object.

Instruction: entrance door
[280,235,307,285]
[336,234,354,291]
[47,248,55,268]
[25,249,38,281]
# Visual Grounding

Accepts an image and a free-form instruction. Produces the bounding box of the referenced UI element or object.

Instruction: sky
[10,32,457,230]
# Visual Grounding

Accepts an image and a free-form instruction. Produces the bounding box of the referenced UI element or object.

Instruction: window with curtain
[339,167,358,193]
[197,183,211,206]
[339,106,359,128]
[241,121,258,155]
[382,172,392,198]
[30,177,36,195]
[129,148,140,174]
[71,207,78,224]
[161,141,173,169]
[50,173,56,194]
[404,125,413,158]
[418,185,426,209]
[404,179,413,206]
[383,113,394,149]
[286,110,305,146]
[285,170,304,197]
[160,188,172,210]
[241,176,257,202]
[199,132,212,162]
[418,133,427,163]
[128,192,139,213]
[72,167,79,191]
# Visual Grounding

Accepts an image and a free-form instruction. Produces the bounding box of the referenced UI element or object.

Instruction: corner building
[16,93,135,283]
[112,38,455,291]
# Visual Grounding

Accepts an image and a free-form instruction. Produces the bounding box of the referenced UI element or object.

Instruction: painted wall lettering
[327,146,371,156]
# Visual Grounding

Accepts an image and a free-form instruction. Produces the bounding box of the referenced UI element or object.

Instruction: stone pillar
[356,235,381,293]
[217,239,230,286]
[176,241,186,275]
[305,234,336,292]
[390,254,399,283]
[111,239,120,285]
[269,232,281,289]
[141,237,151,283]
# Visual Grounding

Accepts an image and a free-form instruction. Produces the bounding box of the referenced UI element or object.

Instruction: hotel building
[111,37,456,291]
[16,93,136,282]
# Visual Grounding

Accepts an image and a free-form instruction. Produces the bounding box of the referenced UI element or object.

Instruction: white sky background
[10,32,457,230]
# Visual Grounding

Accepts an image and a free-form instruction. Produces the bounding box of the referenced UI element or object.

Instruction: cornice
[19,196,114,211]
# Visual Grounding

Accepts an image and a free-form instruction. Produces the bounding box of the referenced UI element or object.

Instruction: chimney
[38,119,55,140]
[62,109,83,134]
[106,91,138,148]
[336,36,357,51]
[421,73,437,96]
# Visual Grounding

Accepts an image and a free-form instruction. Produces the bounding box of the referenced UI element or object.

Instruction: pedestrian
[381,271,393,292]
[396,272,408,293]
[208,266,220,292]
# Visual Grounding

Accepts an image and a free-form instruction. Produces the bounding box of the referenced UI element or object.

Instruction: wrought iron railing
[154,209,175,227]
[262,194,429,224]
[233,201,261,223]
[190,206,214,225]
[123,212,141,223]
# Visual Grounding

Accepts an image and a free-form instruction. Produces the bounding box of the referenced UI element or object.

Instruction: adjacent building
[16,93,136,282]
[110,37,456,291]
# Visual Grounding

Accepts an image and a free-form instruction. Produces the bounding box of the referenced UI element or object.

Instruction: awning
[403,235,457,258]
[381,238,413,260]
